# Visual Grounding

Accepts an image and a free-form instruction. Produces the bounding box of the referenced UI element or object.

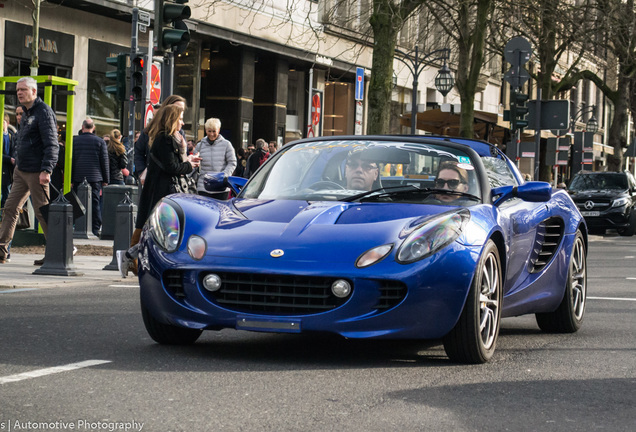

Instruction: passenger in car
[433,161,470,203]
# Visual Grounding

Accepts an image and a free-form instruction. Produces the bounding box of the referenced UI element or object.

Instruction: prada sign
[5,21,75,67]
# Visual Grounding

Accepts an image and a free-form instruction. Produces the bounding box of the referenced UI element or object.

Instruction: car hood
[568,189,628,200]
[177,197,462,262]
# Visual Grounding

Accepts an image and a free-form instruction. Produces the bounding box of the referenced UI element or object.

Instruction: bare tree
[424,0,494,139]
[493,0,597,179]
[586,0,636,171]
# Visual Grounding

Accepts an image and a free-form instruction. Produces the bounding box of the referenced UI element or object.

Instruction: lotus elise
[138,135,587,363]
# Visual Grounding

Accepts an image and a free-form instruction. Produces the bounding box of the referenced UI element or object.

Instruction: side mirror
[492,181,552,206]
[203,173,247,196]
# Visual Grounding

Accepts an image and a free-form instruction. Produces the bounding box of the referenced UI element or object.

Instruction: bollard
[33,191,84,276]
[73,178,96,239]
[103,192,137,271]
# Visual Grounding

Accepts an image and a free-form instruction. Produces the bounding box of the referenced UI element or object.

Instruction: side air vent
[529,217,564,273]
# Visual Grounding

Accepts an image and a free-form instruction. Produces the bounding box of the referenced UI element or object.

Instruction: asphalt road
[0,234,634,432]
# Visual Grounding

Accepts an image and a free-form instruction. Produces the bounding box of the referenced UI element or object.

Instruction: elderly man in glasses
[345,147,380,191]
[433,161,470,203]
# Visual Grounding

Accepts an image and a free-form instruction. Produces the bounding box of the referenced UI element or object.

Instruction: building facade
[0,0,618,179]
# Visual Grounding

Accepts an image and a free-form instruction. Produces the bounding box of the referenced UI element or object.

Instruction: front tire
[141,304,203,345]
[617,210,636,236]
[443,240,502,364]
[536,230,587,332]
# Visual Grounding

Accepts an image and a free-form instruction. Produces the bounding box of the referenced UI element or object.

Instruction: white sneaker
[116,250,129,278]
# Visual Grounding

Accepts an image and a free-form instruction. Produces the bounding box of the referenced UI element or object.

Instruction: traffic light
[131,53,145,102]
[510,90,529,132]
[105,53,127,101]
[154,0,191,56]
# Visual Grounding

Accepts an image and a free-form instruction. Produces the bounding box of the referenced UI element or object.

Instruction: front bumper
[138,239,480,340]
[577,205,631,230]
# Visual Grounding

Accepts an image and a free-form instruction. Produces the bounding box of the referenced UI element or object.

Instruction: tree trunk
[607,72,631,171]
[367,9,399,135]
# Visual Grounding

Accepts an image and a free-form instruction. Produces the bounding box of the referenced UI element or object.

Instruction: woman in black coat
[134,105,200,234]
[107,129,128,185]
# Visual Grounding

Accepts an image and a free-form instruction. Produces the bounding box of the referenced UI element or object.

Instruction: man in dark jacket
[71,117,109,237]
[0,77,58,265]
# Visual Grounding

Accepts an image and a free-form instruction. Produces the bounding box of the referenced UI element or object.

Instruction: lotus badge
[270,249,284,258]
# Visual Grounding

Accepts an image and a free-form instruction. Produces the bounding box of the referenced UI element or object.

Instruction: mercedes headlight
[148,201,182,252]
[612,197,630,208]
[396,210,470,264]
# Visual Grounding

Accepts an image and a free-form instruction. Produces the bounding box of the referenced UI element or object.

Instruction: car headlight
[396,210,470,264]
[612,197,630,208]
[148,201,182,252]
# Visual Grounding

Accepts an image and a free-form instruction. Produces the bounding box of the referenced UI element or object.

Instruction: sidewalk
[0,238,134,289]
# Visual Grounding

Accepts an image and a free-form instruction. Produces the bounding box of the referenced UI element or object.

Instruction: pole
[534,88,542,181]
[410,47,419,135]
[129,8,139,148]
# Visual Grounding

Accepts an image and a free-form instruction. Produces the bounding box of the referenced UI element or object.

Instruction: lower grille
[377,281,407,311]
[163,270,186,299]
[198,272,408,315]
[201,272,350,315]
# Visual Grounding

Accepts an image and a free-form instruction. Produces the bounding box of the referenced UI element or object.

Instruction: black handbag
[150,153,197,194]
[15,205,31,230]
[39,183,87,222]
[168,175,197,194]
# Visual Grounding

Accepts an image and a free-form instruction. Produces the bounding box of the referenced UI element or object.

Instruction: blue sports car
[138,135,587,363]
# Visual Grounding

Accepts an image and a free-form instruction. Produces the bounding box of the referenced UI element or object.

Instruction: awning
[399,108,534,145]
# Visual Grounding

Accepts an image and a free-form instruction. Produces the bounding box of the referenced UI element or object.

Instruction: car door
[482,156,549,295]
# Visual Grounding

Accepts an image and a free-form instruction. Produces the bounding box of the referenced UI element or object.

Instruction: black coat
[108,148,128,184]
[133,131,149,176]
[71,132,109,184]
[15,97,58,174]
[135,132,193,229]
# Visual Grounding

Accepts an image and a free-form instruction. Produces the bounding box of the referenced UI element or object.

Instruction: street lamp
[394,47,454,134]
[570,104,598,134]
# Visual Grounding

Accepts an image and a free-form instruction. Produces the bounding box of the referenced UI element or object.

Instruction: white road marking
[0,288,39,294]
[626,277,636,280]
[588,296,636,302]
[109,284,140,288]
[0,360,111,385]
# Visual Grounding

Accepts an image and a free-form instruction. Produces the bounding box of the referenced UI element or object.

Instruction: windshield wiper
[341,185,420,202]
[428,188,481,201]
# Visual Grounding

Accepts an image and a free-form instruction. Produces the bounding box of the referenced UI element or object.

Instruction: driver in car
[345,148,379,191]
[433,161,470,202]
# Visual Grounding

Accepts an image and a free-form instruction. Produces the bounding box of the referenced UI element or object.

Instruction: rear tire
[443,240,502,364]
[536,230,586,332]
[141,304,202,345]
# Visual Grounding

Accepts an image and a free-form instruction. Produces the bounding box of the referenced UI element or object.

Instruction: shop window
[87,70,120,120]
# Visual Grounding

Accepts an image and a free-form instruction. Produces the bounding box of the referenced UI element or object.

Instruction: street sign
[355,67,364,101]
[504,37,532,65]
[503,67,530,87]
[527,100,570,130]
[504,36,532,89]
[138,11,151,26]
[150,63,161,105]
[145,103,154,126]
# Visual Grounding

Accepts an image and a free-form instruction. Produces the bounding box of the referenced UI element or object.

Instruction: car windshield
[240,140,482,206]
[569,173,628,191]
